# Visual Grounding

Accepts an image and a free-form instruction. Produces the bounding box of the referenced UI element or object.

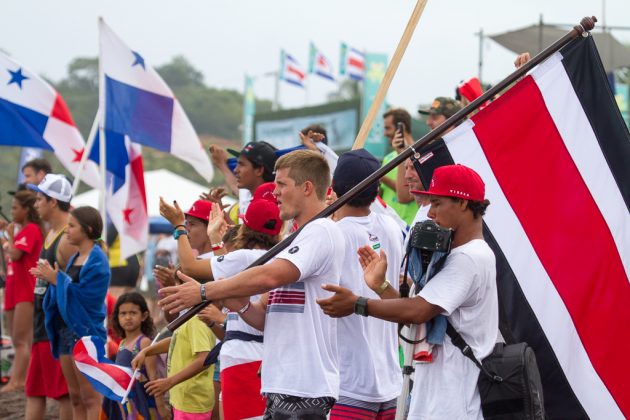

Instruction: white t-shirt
[409,239,498,420]
[336,212,404,402]
[261,218,345,399]
[210,249,266,369]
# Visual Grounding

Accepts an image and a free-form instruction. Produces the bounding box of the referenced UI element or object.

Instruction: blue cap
[332,149,380,199]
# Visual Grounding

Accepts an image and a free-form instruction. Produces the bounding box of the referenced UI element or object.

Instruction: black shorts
[263,393,336,420]
[109,255,140,287]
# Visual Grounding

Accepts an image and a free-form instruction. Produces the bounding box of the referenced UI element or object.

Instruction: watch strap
[354,296,369,317]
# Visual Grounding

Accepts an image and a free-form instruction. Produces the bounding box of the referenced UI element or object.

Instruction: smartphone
[395,122,405,149]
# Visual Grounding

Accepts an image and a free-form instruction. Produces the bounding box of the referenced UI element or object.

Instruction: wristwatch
[173,229,188,240]
[200,283,208,302]
[354,296,369,317]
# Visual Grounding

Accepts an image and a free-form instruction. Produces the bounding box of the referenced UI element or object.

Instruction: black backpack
[447,323,545,419]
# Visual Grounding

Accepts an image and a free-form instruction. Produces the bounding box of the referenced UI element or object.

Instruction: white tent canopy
[72,169,235,217]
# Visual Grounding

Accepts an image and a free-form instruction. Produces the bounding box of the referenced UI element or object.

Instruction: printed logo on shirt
[267,282,305,314]
[217,256,225,262]
[288,246,299,254]
[14,237,28,247]
[368,232,381,250]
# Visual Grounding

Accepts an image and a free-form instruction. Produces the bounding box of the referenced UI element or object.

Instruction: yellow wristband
[375,280,390,296]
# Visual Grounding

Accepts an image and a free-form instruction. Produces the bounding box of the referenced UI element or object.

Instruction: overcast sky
[2,0,628,113]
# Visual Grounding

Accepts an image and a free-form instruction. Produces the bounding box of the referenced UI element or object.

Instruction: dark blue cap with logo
[332,149,380,199]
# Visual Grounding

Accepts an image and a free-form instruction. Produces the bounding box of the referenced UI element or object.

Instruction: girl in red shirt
[0,190,43,393]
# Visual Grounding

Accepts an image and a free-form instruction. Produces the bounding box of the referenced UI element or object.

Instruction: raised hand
[159,197,185,226]
[207,202,232,243]
[357,245,388,292]
[208,145,229,168]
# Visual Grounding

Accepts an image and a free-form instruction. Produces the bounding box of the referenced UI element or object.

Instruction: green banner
[242,75,256,145]
[361,53,388,158]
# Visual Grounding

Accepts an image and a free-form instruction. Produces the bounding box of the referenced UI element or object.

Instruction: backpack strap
[446,321,503,382]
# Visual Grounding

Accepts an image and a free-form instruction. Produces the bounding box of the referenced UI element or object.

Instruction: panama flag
[0,52,100,187]
[280,50,306,88]
[415,35,629,419]
[339,43,365,81]
[98,19,213,182]
[308,42,335,82]
[74,336,137,403]
[88,129,148,259]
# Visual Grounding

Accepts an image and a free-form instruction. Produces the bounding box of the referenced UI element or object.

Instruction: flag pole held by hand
[167,16,597,333]
[120,331,163,405]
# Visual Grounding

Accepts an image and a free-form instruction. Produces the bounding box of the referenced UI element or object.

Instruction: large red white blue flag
[74,336,137,403]
[0,52,100,188]
[309,42,335,82]
[416,35,629,419]
[98,19,213,182]
[280,50,306,88]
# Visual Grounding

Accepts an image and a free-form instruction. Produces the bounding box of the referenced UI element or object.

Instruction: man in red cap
[318,164,498,420]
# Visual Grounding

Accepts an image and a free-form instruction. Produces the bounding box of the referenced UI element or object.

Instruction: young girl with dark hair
[31,205,110,419]
[103,292,170,419]
[0,190,43,393]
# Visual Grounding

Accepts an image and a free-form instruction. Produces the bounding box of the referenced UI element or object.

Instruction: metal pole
[538,14,544,54]
[477,28,484,84]
[273,71,280,111]
[97,17,108,242]
[167,16,598,332]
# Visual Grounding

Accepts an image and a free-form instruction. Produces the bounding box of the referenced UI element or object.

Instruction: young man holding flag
[159,150,345,419]
[318,164,499,420]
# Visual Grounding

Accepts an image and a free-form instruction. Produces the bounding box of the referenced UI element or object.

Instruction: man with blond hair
[159,150,345,419]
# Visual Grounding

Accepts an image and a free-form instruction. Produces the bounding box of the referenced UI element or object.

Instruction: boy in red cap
[318,164,499,420]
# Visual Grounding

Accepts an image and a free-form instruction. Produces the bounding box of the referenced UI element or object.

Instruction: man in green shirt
[380,108,418,226]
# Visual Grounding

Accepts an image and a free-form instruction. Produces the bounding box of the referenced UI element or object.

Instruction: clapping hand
[357,245,388,291]
[30,260,59,285]
[207,202,233,242]
[159,197,185,226]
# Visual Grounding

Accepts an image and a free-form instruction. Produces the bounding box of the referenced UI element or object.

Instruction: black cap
[8,184,28,196]
[228,141,278,173]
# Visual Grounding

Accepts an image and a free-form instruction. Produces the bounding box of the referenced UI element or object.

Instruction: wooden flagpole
[352,0,429,150]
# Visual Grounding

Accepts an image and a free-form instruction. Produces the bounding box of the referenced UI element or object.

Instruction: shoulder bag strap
[446,321,503,382]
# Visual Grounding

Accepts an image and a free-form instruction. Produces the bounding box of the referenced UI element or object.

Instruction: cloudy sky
[2,0,628,112]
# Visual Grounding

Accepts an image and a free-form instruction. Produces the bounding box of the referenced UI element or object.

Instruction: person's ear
[253,166,265,178]
[302,180,315,197]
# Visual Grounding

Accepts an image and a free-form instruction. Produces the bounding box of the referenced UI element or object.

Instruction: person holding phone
[380,108,418,226]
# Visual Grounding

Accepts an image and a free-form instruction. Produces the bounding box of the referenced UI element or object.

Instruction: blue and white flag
[98,19,213,182]
[0,51,100,187]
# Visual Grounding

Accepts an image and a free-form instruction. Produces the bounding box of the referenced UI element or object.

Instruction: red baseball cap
[185,200,213,221]
[411,164,485,201]
[253,182,277,204]
[239,199,282,235]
